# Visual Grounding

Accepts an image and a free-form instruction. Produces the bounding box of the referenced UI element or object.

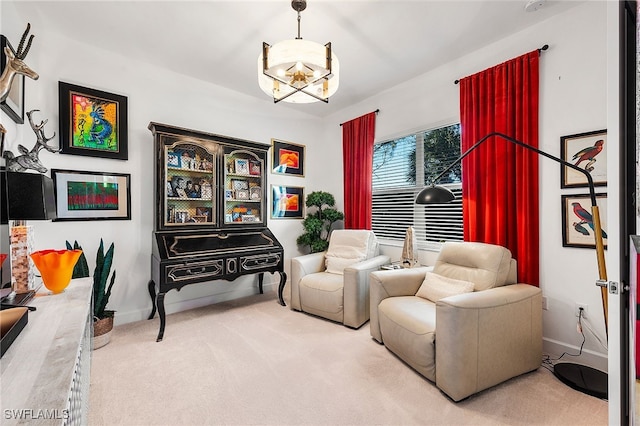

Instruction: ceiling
[9,0,583,118]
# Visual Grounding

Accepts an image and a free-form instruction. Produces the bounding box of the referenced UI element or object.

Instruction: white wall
[1,2,615,370]
[0,3,324,325]
[325,1,610,369]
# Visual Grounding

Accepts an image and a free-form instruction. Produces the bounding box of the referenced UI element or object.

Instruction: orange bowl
[30,249,83,294]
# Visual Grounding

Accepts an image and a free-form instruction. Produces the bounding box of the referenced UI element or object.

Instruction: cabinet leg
[258,273,264,294]
[147,279,157,320]
[156,292,166,342]
[277,271,287,307]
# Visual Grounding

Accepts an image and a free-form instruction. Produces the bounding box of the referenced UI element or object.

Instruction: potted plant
[66,238,116,349]
[296,191,344,253]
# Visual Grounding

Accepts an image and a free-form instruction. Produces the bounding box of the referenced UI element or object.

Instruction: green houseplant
[296,191,344,253]
[66,239,116,348]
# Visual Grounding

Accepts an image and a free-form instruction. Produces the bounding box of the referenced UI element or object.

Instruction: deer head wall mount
[0,23,39,103]
[3,109,60,173]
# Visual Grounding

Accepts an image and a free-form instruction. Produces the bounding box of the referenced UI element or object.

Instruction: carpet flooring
[89,289,607,425]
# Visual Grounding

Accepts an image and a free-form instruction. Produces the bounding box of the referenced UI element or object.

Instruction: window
[372,123,463,247]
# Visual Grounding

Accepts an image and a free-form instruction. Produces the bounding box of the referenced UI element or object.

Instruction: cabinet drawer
[240,253,281,271]
[166,260,224,282]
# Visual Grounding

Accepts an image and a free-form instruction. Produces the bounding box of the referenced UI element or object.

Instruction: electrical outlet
[542,296,548,310]
[574,303,588,319]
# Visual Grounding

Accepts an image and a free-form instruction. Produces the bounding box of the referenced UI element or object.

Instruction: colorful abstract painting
[71,94,119,152]
[271,185,304,219]
[271,139,305,177]
[59,82,128,160]
[67,181,119,211]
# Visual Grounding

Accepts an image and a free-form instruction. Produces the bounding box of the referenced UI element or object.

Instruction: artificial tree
[296,191,344,253]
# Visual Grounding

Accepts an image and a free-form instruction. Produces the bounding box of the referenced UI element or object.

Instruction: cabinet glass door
[164,141,216,227]
[223,149,264,225]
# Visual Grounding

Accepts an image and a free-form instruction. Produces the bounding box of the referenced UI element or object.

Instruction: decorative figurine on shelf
[2,109,60,173]
[0,23,39,103]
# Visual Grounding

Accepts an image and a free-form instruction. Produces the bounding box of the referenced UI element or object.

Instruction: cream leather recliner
[370,241,542,401]
[290,230,390,328]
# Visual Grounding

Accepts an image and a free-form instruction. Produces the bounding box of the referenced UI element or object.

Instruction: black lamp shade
[415,185,456,204]
[1,171,57,221]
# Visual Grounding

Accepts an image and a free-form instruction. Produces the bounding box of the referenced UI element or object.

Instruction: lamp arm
[430,132,598,207]
[429,131,607,336]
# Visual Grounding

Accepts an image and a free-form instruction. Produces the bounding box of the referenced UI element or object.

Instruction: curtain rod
[339,109,379,126]
[453,44,548,85]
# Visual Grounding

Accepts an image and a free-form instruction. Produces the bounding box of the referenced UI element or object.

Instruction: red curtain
[342,111,377,230]
[459,50,540,286]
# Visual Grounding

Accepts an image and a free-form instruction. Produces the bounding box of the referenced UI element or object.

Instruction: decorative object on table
[271,185,304,219]
[51,169,131,221]
[561,193,608,249]
[258,0,339,104]
[296,191,344,253]
[560,129,607,188]
[271,139,305,176]
[0,24,38,121]
[401,226,419,268]
[3,171,56,301]
[58,81,128,160]
[92,239,116,349]
[3,109,60,173]
[415,131,610,400]
[9,225,33,294]
[30,249,82,294]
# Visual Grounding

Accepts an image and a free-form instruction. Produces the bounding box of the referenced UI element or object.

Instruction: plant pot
[93,316,113,349]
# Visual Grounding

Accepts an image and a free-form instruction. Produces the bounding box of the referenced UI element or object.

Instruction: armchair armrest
[369,266,432,342]
[342,255,390,328]
[290,252,327,310]
[435,284,542,401]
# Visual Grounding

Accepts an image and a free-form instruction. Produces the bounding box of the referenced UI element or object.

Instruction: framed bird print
[561,193,607,249]
[560,129,607,188]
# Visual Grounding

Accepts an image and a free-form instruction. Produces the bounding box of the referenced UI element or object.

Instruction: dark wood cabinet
[147,122,286,341]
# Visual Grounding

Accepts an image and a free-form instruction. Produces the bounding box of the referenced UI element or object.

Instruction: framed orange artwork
[271,139,305,177]
[271,185,304,219]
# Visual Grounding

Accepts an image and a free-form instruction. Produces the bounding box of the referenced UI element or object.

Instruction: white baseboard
[114,281,279,326]
[543,337,608,372]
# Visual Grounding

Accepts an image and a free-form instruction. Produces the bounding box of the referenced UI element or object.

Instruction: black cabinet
[147,122,286,342]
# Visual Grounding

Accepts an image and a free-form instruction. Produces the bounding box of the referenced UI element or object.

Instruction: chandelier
[258,0,339,104]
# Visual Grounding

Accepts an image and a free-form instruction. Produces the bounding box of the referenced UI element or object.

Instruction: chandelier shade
[258,0,339,104]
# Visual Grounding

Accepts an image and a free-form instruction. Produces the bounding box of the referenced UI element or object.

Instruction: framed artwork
[560,129,607,188]
[235,158,250,175]
[231,179,248,191]
[249,160,261,176]
[52,169,131,221]
[271,185,304,219]
[0,36,25,124]
[271,139,305,177]
[250,186,261,200]
[236,189,249,200]
[58,81,128,160]
[561,193,607,249]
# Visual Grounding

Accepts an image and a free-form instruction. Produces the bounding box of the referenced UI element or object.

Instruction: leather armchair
[291,230,390,328]
[370,241,542,401]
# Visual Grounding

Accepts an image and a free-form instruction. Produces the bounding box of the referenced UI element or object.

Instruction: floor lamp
[415,131,609,399]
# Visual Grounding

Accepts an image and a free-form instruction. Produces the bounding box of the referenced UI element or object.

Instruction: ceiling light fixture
[258,0,339,104]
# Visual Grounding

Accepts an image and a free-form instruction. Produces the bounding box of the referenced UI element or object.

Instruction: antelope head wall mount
[3,109,60,173]
[0,23,39,103]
